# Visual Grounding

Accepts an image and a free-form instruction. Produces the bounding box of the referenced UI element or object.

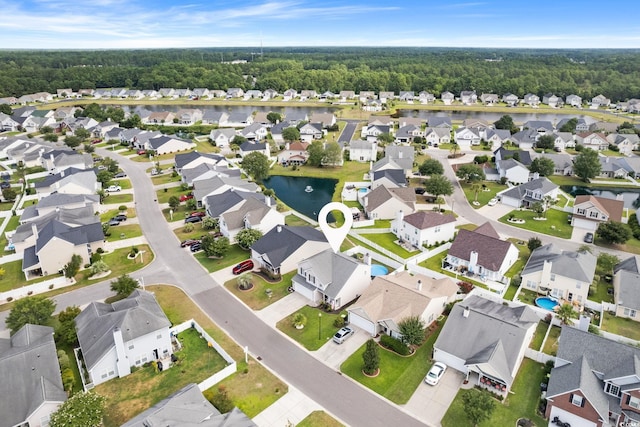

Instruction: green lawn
[499,209,572,239]
[542,325,561,356]
[99,207,137,222]
[103,193,134,204]
[284,214,312,227]
[97,327,229,427]
[194,245,251,272]
[148,285,286,418]
[340,323,442,404]
[225,271,296,310]
[503,283,519,301]
[588,276,614,304]
[596,236,640,256]
[529,321,549,350]
[162,207,193,222]
[277,306,347,350]
[419,252,489,290]
[0,259,61,292]
[105,224,143,242]
[359,232,419,258]
[601,311,640,341]
[151,172,181,186]
[358,219,392,229]
[156,186,187,204]
[516,288,539,306]
[442,359,547,427]
[0,215,21,252]
[460,181,508,208]
[0,201,14,212]
[297,411,344,427]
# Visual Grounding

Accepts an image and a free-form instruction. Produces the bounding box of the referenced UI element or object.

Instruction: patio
[466,371,508,398]
[442,264,510,295]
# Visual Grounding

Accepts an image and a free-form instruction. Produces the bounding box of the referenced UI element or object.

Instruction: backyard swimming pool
[535,296,559,311]
[371,264,389,277]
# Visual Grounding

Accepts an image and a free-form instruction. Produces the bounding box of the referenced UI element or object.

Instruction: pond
[263,175,338,221]
[562,185,640,209]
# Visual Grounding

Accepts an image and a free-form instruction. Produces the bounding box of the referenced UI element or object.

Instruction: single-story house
[363,185,416,220]
[572,195,624,231]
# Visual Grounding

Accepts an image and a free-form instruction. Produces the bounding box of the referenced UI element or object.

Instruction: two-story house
[520,243,596,305]
[498,177,559,209]
[391,210,456,248]
[218,197,284,243]
[572,195,624,231]
[613,256,640,322]
[349,140,378,162]
[577,132,609,151]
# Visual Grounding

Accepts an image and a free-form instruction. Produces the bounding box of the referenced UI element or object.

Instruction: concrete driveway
[404,368,464,427]
[313,327,370,370]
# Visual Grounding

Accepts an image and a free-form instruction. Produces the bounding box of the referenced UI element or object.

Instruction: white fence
[525,348,555,365]
[170,319,237,392]
[347,231,408,265]
[342,245,404,271]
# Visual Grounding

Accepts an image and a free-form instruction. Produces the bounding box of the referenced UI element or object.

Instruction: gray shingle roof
[175,151,225,170]
[522,243,596,283]
[372,169,406,187]
[35,220,103,250]
[447,223,513,272]
[499,177,558,203]
[298,249,366,299]
[0,324,67,427]
[364,185,416,213]
[615,256,640,274]
[403,211,456,230]
[251,226,327,269]
[75,290,171,371]
[221,198,272,230]
[204,189,272,219]
[614,269,640,311]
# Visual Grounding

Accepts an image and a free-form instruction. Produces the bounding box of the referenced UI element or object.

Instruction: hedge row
[379,334,410,356]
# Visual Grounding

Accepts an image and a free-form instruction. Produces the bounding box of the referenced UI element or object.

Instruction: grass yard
[441,359,547,427]
[285,214,312,227]
[156,186,188,204]
[297,411,344,427]
[162,207,192,222]
[340,323,442,404]
[0,201,14,211]
[97,327,229,427]
[588,276,614,304]
[358,219,391,229]
[194,245,251,273]
[503,283,519,301]
[151,172,182,186]
[276,306,347,351]
[99,207,136,222]
[103,193,134,204]
[359,232,419,258]
[0,259,60,292]
[499,208,572,239]
[601,311,640,341]
[529,321,549,351]
[596,236,640,256]
[147,285,286,418]
[105,224,143,242]
[0,215,21,251]
[516,288,538,306]
[225,271,296,310]
[542,325,561,356]
[460,181,508,208]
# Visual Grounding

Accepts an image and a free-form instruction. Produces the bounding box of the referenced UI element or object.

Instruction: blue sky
[1,0,639,49]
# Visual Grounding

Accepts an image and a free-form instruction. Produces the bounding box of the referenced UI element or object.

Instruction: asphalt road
[338,120,358,143]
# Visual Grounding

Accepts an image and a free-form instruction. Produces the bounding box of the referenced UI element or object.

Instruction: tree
[0,104,12,114]
[6,296,56,334]
[282,127,300,142]
[424,175,453,210]
[573,148,601,182]
[202,235,230,257]
[202,216,218,230]
[322,141,342,166]
[307,140,325,167]
[237,273,253,290]
[121,113,142,129]
[529,157,555,177]
[362,339,379,375]
[56,306,81,346]
[168,195,180,210]
[267,112,282,124]
[596,221,632,244]
[531,201,544,218]
[90,260,109,276]
[455,164,485,182]
[536,135,555,150]
[418,158,444,176]
[2,187,16,201]
[102,157,119,174]
[377,132,395,145]
[43,133,59,142]
[528,237,542,252]
[83,143,95,153]
[556,303,579,325]
[471,182,482,203]
[64,135,82,149]
[493,115,518,134]
[241,152,270,182]
[96,170,114,185]
[597,252,620,276]
[49,391,106,427]
[560,118,578,133]
[398,316,426,346]
[74,127,91,140]
[186,198,197,210]
[461,389,495,427]
[110,274,139,298]
[236,228,263,249]
[63,254,82,278]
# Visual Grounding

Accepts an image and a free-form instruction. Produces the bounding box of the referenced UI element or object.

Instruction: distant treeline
[2,47,640,102]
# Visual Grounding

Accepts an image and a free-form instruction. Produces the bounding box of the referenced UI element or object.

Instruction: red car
[189,211,206,218]
[180,193,194,202]
[137,149,147,155]
[91,139,102,144]
[232,260,254,275]
[180,239,200,248]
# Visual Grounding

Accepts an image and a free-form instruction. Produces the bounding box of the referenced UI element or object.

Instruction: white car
[332,327,354,344]
[425,362,447,385]
[105,185,121,192]
[487,198,498,206]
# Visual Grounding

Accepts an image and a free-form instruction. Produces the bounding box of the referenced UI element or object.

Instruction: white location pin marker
[318,202,353,253]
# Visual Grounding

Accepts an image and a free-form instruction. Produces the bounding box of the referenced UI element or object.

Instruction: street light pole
[318,313,322,340]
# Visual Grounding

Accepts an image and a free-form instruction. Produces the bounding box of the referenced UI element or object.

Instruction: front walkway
[253,385,325,427]
[255,292,309,327]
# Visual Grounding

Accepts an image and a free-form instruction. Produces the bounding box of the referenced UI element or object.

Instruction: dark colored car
[184,215,202,224]
[584,232,594,243]
[232,260,254,275]
[190,243,202,252]
[114,171,127,178]
[414,187,426,195]
[112,214,127,222]
[0,182,10,189]
[180,239,200,248]
[107,219,120,226]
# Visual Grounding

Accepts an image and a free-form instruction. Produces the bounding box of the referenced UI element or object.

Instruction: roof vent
[463,307,470,318]
[416,280,422,291]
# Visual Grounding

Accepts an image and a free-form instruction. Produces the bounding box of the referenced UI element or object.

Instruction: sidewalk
[103,236,148,251]
[253,386,323,427]
[255,292,309,327]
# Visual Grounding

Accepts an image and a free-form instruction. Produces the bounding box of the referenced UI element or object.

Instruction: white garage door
[348,311,376,336]
[433,348,467,375]
[292,279,316,301]
[572,217,598,231]
[548,406,596,427]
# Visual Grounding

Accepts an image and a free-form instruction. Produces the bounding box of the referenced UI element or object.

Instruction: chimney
[469,250,478,273]
[463,306,470,318]
[276,225,282,233]
[396,210,404,227]
[265,197,271,207]
[416,280,422,291]
[31,223,38,239]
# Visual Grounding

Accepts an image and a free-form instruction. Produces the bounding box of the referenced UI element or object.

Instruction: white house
[495,158,530,184]
[218,197,284,243]
[498,177,559,209]
[391,210,456,248]
[349,140,378,162]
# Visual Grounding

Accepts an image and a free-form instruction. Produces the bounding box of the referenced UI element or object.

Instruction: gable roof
[448,223,514,271]
[615,256,640,274]
[35,219,104,251]
[403,211,456,230]
[204,189,272,218]
[75,290,171,371]
[251,226,327,268]
[522,243,597,283]
[574,195,624,223]
[372,169,406,187]
[298,249,368,298]
[614,268,640,311]
[221,197,272,230]
[0,324,67,426]
[364,185,416,212]
[175,151,226,170]
[434,295,538,387]
[499,177,558,202]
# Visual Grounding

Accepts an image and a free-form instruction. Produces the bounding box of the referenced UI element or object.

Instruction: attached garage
[571,217,598,231]
[433,348,468,376]
[292,276,318,303]
[547,407,597,427]
[347,307,377,336]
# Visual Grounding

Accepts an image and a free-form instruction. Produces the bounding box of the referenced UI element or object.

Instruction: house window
[571,394,584,406]
[589,211,599,218]
[156,334,162,339]
[629,396,640,409]
[128,344,134,350]
[435,226,441,232]
[624,308,637,318]
[550,274,556,282]
[606,383,621,397]
[577,208,586,215]
[576,282,581,289]
[526,280,536,289]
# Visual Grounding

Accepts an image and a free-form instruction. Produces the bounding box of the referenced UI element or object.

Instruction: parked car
[105,185,121,192]
[137,149,146,155]
[91,139,102,144]
[184,215,202,224]
[0,182,11,189]
[111,214,127,222]
[425,362,447,386]
[114,171,127,178]
[190,243,202,252]
[232,260,254,275]
[210,231,223,238]
[106,219,121,226]
[487,198,498,206]
[584,232,594,243]
[414,187,426,195]
[180,193,194,202]
[332,327,354,344]
[189,211,206,218]
[180,239,200,248]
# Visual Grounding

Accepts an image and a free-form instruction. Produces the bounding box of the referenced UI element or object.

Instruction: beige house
[218,198,285,243]
[363,185,416,220]
[613,257,640,321]
[348,271,459,338]
[520,243,597,305]
[572,195,624,231]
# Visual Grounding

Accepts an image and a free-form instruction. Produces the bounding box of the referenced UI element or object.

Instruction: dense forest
[2,47,640,102]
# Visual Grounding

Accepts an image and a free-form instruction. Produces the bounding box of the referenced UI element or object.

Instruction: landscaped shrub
[379,334,410,356]
[629,214,640,239]
[334,316,346,328]
[61,368,75,391]
[118,205,127,211]
[458,281,474,294]
[57,350,71,370]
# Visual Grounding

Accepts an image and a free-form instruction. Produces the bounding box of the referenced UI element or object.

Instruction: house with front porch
[523,93,541,107]
[566,94,582,107]
[299,122,324,141]
[424,127,452,145]
[599,156,631,178]
[591,94,611,108]
[391,210,456,248]
[454,127,481,148]
[543,93,563,108]
[607,133,640,155]
[444,222,518,284]
[545,326,640,427]
[480,93,499,105]
[292,249,370,310]
[613,256,640,322]
[209,128,237,148]
[395,125,422,144]
[498,177,559,209]
[577,132,609,151]
[441,91,455,105]
[433,295,538,395]
[572,195,623,231]
[460,91,477,105]
[502,93,519,106]
[418,91,435,104]
[348,271,458,338]
[520,243,596,305]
